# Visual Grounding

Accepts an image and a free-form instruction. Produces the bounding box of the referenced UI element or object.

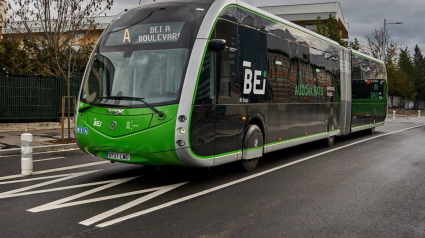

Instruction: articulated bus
[75,0,387,171]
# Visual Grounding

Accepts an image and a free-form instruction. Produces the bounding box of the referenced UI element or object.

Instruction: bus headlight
[176,127,186,135]
[178,115,187,122]
[176,140,185,147]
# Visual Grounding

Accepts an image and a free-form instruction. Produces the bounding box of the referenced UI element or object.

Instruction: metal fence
[2,73,425,120]
[388,96,425,110]
[0,72,83,121]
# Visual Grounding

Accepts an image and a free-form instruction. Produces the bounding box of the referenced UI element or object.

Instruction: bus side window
[238,24,268,103]
[266,34,285,103]
[352,81,361,99]
[361,81,370,99]
[195,50,215,105]
[214,19,239,104]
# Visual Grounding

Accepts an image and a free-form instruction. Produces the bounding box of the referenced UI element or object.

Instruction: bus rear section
[350,51,387,134]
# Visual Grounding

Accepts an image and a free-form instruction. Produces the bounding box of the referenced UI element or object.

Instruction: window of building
[305,23,316,31]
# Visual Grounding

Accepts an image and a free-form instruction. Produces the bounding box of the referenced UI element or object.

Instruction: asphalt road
[0,118,424,238]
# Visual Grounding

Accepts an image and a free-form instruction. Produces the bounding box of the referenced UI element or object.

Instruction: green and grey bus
[76,0,387,171]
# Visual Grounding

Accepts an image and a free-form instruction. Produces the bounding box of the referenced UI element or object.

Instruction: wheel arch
[246,115,266,141]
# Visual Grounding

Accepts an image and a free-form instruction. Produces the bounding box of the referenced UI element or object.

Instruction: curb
[0,143,79,156]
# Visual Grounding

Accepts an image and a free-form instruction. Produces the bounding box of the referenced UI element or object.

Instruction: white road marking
[0,161,109,181]
[0,167,187,226]
[32,148,80,155]
[96,124,424,228]
[0,172,96,185]
[0,148,80,158]
[0,171,100,198]
[34,157,65,162]
[27,176,141,212]
[79,182,187,226]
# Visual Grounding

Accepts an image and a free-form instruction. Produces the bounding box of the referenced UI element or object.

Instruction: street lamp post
[382,19,403,62]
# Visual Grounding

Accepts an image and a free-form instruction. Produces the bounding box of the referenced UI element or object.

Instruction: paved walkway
[0,129,74,150]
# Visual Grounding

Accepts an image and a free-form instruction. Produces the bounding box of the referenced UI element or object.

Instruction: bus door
[212,19,241,157]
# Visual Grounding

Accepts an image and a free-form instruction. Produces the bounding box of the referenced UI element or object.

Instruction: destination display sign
[105,21,185,46]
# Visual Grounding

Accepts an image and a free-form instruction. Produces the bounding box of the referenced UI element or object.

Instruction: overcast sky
[106,0,423,54]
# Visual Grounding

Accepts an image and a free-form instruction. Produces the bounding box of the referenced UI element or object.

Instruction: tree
[5,0,113,141]
[314,14,348,47]
[397,47,417,100]
[397,69,416,101]
[0,38,52,75]
[413,45,425,99]
[348,38,360,50]
[386,58,400,96]
[361,27,398,62]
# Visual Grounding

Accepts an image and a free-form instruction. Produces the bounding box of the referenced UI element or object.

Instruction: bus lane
[0,119,423,237]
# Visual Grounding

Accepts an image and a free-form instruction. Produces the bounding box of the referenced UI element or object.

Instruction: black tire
[242,158,259,172]
[325,136,335,147]
[241,124,263,171]
[370,127,375,135]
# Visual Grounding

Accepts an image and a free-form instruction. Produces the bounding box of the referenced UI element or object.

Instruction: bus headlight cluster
[176,140,185,147]
[176,127,186,135]
[178,115,187,122]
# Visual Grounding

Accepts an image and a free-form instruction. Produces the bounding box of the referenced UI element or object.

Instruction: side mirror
[208,39,226,51]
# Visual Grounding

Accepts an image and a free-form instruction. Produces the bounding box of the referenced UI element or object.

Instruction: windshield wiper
[101,96,164,118]
[78,105,93,113]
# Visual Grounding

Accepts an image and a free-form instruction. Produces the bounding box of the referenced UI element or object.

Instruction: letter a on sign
[123,29,131,43]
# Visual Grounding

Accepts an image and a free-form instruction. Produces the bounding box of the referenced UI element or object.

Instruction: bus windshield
[80,2,210,107]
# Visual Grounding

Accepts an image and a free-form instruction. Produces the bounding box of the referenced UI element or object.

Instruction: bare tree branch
[361,27,399,62]
[4,0,113,141]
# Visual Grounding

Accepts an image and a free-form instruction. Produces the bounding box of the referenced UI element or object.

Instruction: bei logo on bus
[243,61,265,95]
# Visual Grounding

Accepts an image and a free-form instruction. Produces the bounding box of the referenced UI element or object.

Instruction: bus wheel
[369,127,375,135]
[325,136,335,147]
[242,158,259,172]
[241,124,263,171]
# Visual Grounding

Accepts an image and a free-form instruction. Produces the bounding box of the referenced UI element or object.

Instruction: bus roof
[236,0,341,47]
[351,50,385,65]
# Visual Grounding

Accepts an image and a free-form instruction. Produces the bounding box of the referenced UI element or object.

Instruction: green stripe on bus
[243,147,263,151]
[352,122,384,129]
[189,149,242,159]
[265,130,340,146]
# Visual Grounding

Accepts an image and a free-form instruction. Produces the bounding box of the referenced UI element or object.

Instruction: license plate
[106,152,130,161]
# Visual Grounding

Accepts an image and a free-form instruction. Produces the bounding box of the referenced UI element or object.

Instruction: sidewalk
[0,128,78,155]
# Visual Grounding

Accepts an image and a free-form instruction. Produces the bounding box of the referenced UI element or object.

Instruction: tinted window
[214,20,239,104]
[239,25,268,103]
[352,53,385,100]
[220,6,238,23]
[195,50,214,104]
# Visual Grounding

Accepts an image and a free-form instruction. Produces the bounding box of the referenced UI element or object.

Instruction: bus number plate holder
[106,152,130,161]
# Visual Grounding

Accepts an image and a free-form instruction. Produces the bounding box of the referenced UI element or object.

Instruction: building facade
[0,0,6,41]
[3,15,115,46]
